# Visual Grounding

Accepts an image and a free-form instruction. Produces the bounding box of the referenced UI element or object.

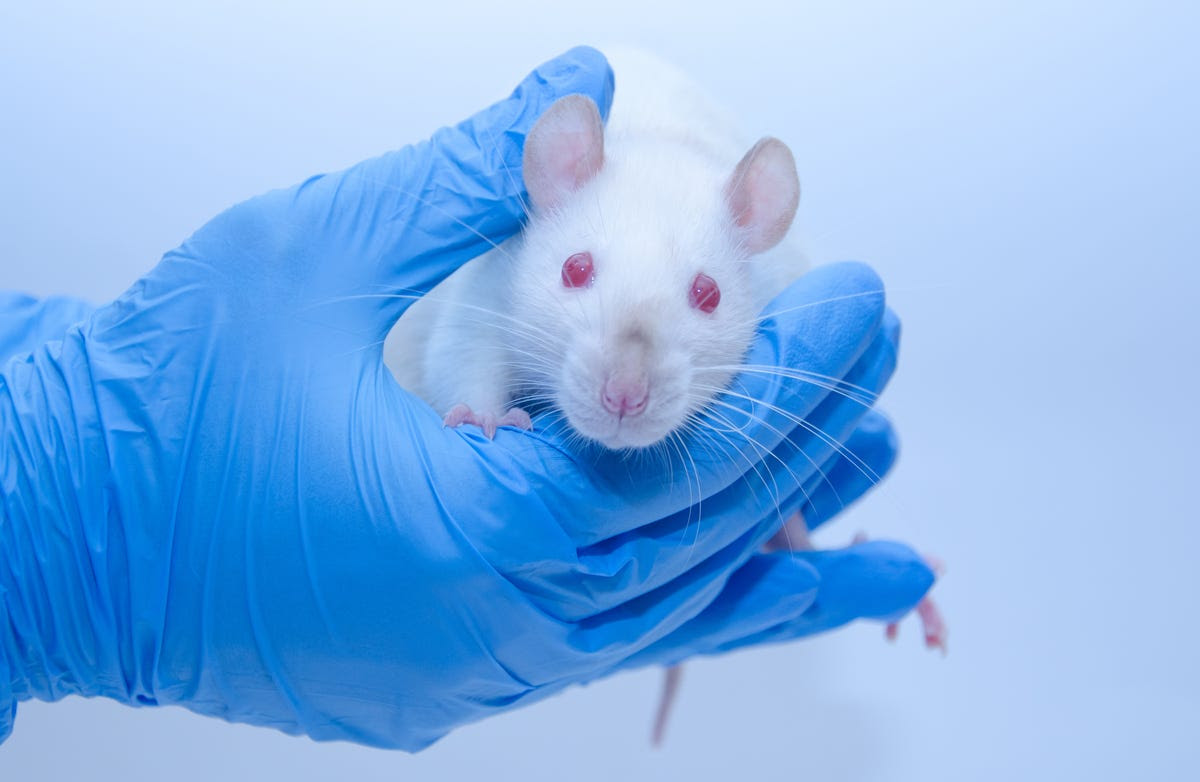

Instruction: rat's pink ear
[724,137,800,255]
[522,94,605,211]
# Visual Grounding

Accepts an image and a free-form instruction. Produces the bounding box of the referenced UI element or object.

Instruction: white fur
[385,48,808,448]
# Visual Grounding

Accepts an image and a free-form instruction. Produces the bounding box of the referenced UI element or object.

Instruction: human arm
[0,47,930,749]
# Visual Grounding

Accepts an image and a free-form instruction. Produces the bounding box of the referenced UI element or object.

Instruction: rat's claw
[498,407,533,431]
[443,403,474,428]
[443,404,533,439]
[442,403,497,437]
[916,596,947,655]
[883,593,946,652]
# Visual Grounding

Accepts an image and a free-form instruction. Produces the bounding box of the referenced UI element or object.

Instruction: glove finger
[340,46,614,323]
[486,307,898,620]
[164,48,612,353]
[707,540,935,655]
[690,260,890,495]
[595,540,932,674]
[452,537,813,688]
[552,534,817,675]
[612,552,820,671]
[791,409,900,532]
[723,408,901,553]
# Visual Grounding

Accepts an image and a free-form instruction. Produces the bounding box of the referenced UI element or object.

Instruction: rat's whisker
[359,177,521,265]
[723,288,888,330]
[688,409,784,516]
[694,396,840,531]
[705,364,883,407]
[700,389,880,496]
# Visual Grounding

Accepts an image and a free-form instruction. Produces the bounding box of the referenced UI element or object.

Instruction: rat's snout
[601,371,649,417]
[599,317,655,417]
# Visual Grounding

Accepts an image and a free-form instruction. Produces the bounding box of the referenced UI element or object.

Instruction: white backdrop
[2,1,1197,780]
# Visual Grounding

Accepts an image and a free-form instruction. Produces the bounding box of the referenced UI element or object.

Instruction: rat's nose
[602,372,649,417]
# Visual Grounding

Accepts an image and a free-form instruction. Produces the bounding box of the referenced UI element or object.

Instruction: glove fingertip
[764,262,888,374]
[829,259,884,292]
[882,306,901,348]
[812,260,886,315]
[800,540,934,623]
[853,409,901,478]
[848,540,936,621]
[795,411,899,531]
[531,46,615,121]
[358,47,617,312]
[768,261,884,318]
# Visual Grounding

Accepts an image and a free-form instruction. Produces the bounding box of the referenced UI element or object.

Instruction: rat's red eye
[561,252,594,289]
[689,273,720,313]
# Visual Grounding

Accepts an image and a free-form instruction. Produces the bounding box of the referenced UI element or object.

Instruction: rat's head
[512,94,799,449]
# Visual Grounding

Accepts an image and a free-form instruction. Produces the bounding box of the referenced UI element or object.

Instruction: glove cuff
[0,333,127,723]
[0,577,20,744]
[1,363,37,744]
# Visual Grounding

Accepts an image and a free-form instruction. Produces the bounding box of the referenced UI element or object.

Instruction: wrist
[1,366,33,742]
[0,329,125,719]
[0,578,18,743]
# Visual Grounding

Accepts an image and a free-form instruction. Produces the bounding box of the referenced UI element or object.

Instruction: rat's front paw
[443,403,533,439]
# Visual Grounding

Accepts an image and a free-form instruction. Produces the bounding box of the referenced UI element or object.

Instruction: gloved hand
[0,46,932,750]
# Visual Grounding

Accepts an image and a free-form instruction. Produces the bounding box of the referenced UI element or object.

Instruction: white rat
[385,48,805,445]
[384,48,944,745]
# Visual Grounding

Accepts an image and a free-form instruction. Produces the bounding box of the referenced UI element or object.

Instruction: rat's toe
[478,413,499,439]
[916,596,947,655]
[498,407,533,431]
[443,404,502,438]
[443,403,474,428]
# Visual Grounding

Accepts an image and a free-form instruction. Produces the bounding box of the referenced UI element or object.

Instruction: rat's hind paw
[887,596,947,654]
[443,404,532,439]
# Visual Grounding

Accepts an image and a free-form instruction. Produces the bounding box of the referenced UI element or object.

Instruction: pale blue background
[1,1,1197,780]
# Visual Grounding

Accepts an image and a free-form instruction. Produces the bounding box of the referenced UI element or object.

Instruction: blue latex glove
[0,47,932,750]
